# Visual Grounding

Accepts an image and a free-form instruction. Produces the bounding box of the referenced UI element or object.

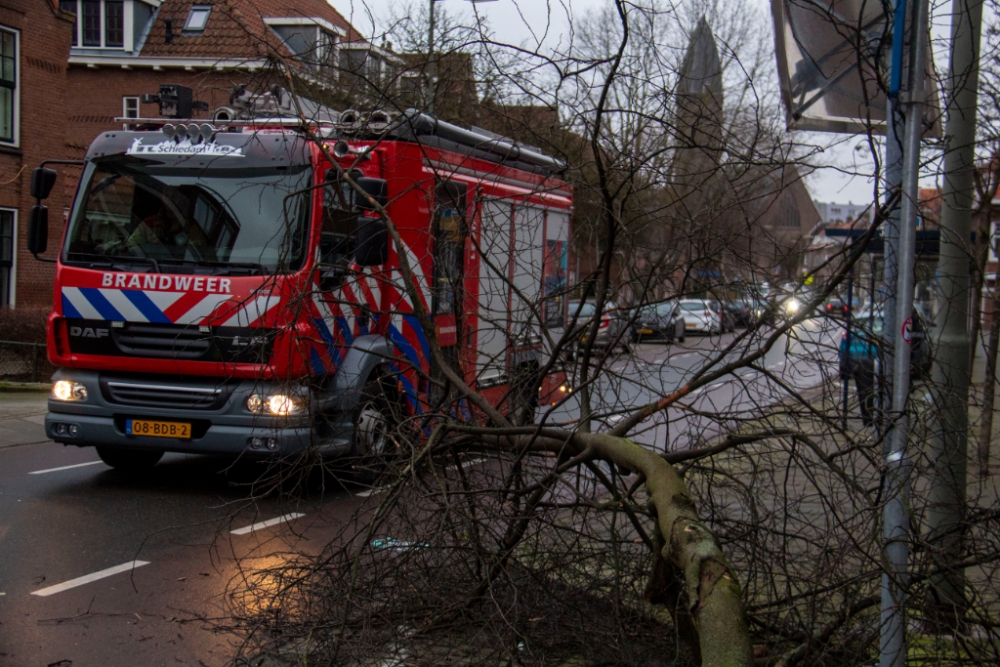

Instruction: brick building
[5,0,393,308]
[0,0,74,309]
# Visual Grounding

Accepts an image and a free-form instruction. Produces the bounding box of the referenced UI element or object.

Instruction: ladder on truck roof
[116,84,567,176]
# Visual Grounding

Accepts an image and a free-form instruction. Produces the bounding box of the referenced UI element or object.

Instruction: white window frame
[0,207,17,308]
[183,5,211,33]
[122,95,139,129]
[0,25,19,148]
[67,0,133,51]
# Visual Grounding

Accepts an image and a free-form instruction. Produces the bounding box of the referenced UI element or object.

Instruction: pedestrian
[850,356,876,427]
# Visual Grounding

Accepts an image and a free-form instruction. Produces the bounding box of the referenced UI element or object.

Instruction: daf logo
[232,336,263,348]
[70,326,109,339]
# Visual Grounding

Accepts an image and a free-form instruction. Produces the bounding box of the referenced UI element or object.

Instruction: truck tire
[352,377,399,480]
[96,447,163,470]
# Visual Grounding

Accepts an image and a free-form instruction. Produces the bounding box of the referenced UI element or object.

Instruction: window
[82,1,101,46]
[105,1,123,47]
[0,28,15,145]
[318,30,337,66]
[183,5,211,33]
[64,0,129,48]
[0,209,13,308]
[122,95,139,129]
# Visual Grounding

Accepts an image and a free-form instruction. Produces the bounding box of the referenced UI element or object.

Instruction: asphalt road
[0,318,841,666]
[548,317,841,451]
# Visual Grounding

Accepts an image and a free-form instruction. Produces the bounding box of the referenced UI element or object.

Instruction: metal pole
[427,0,437,116]
[883,103,905,405]
[872,259,880,431]
[843,265,854,430]
[881,0,930,661]
[878,8,908,657]
[924,0,985,629]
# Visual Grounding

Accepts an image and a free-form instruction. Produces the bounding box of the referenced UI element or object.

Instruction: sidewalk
[0,391,50,448]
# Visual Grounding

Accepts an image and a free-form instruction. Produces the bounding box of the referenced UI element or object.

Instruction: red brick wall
[0,2,73,309]
[65,66,257,145]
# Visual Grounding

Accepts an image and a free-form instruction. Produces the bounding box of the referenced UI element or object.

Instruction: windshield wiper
[67,252,160,273]
[157,258,267,275]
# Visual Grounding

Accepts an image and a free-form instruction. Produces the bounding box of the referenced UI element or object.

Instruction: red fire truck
[27,106,572,470]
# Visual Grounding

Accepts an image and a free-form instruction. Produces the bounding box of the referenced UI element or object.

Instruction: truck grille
[101,377,232,411]
[64,319,274,364]
[114,324,210,359]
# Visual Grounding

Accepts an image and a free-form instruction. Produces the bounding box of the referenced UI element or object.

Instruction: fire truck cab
[28,108,572,470]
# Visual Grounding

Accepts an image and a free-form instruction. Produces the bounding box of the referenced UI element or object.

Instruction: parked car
[838,308,932,378]
[678,299,722,334]
[709,300,735,332]
[629,301,686,344]
[723,300,753,327]
[744,296,771,325]
[823,297,849,317]
[571,300,629,351]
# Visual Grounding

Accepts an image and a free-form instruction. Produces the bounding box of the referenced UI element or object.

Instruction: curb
[0,382,50,393]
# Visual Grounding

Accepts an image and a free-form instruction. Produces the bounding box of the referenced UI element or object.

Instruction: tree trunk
[978,280,1000,474]
[586,434,754,667]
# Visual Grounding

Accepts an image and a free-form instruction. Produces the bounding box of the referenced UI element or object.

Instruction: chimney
[165,17,174,44]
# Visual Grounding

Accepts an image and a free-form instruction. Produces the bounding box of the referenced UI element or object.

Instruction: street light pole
[881,0,931,662]
[427,0,437,116]
[425,0,497,117]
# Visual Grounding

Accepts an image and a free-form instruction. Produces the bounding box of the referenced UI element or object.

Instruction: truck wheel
[96,447,163,470]
[352,378,399,479]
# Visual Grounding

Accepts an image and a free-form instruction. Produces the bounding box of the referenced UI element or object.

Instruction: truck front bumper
[44,369,353,457]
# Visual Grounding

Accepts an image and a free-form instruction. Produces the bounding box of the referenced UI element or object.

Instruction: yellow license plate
[126,419,191,439]
[638,328,653,334]
[685,322,697,328]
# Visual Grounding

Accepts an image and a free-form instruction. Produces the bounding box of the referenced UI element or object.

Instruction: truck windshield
[63,162,312,274]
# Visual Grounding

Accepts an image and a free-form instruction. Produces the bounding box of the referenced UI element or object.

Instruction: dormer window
[265,18,345,71]
[61,0,131,49]
[184,5,211,33]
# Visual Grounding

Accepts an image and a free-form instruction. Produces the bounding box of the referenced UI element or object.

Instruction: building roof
[139,0,364,60]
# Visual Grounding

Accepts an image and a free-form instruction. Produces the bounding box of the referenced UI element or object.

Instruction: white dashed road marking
[31,560,150,597]
[28,461,104,475]
[231,513,306,536]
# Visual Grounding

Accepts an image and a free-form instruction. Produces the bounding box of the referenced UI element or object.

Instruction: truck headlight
[247,393,303,416]
[52,380,88,402]
[784,298,801,315]
[267,394,300,416]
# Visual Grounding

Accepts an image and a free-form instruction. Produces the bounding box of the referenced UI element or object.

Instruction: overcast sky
[330,0,954,208]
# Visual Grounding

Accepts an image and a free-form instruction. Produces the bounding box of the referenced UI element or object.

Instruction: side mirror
[30,167,58,200]
[28,205,49,255]
[354,177,388,210]
[355,216,388,266]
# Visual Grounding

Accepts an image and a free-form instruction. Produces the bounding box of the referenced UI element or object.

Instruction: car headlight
[52,380,88,402]
[784,298,801,315]
[247,393,303,416]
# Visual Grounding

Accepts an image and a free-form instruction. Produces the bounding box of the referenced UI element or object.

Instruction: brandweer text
[101,273,233,293]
